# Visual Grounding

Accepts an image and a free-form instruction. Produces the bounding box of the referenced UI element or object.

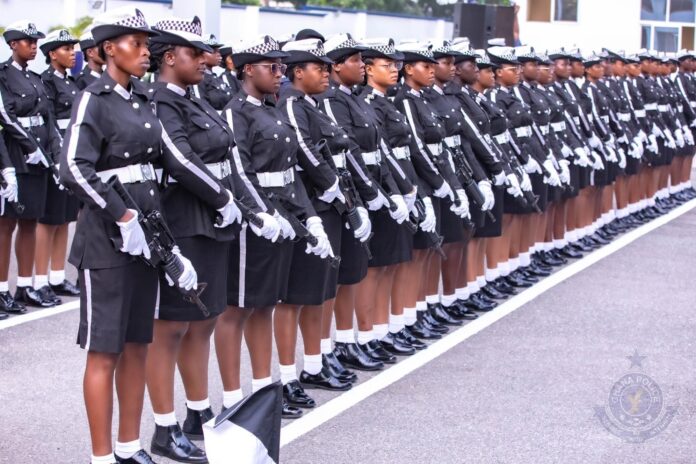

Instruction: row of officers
[1,7,695,464]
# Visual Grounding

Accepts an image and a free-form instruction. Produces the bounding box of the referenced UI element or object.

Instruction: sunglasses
[374,62,403,71]
[251,63,288,75]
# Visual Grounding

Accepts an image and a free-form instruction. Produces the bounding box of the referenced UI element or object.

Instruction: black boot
[150,423,207,463]
[406,320,442,340]
[182,407,214,440]
[322,352,357,383]
[333,342,384,371]
[394,328,426,350]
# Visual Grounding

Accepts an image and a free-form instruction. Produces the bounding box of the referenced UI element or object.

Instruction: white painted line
[279,198,696,447]
[0,299,79,330]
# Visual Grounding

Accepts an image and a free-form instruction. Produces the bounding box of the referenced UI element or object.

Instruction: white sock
[519,252,531,267]
[16,276,32,287]
[469,280,480,293]
[416,300,427,311]
[425,294,440,304]
[373,323,389,339]
[404,307,417,326]
[441,293,457,306]
[153,411,178,427]
[553,239,565,249]
[498,261,510,277]
[356,329,373,345]
[49,269,65,286]
[91,453,116,464]
[334,329,355,344]
[388,313,404,333]
[114,439,141,459]
[455,287,470,299]
[34,275,48,288]
[303,354,322,375]
[0,281,8,292]
[222,389,243,408]
[186,397,210,411]
[279,364,297,385]
[320,338,332,354]
[510,257,520,272]
[251,376,273,392]
[476,275,487,288]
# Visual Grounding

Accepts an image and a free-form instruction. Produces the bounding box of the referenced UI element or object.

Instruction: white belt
[443,135,461,148]
[493,132,510,144]
[601,115,610,124]
[17,115,44,128]
[158,160,232,184]
[678,104,683,112]
[573,116,580,125]
[658,105,669,113]
[551,121,566,132]
[645,103,658,111]
[617,113,631,122]
[257,168,295,187]
[635,109,647,118]
[426,143,443,156]
[97,163,156,184]
[57,118,70,130]
[690,102,696,108]
[392,146,411,160]
[332,151,347,169]
[540,125,550,135]
[361,150,381,165]
[515,126,532,138]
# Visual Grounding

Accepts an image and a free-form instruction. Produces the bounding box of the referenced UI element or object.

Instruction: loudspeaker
[452,3,515,49]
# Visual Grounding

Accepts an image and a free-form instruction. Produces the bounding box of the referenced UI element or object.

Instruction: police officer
[192,34,231,111]
[76,29,105,90]
[0,20,63,309]
[35,29,82,303]
[0,133,15,319]
[218,42,241,96]
[59,8,198,464]
[673,50,696,197]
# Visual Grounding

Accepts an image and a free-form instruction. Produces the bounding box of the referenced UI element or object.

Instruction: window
[682,26,695,49]
[654,26,679,51]
[641,0,668,21]
[528,0,552,21]
[669,0,696,22]
[554,0,578,21]
[641,25,652,48]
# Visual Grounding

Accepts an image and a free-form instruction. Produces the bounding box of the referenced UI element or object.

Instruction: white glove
[604,146,618,163]
[215,190,243,228]
[305,216,333,259]
[664,128,676,149]
[505,173,523,197]
[617,147,627,169]
[25,148,48,167]
[561,144,574,159]
[606,135,616,149]
[318,177,346,204]
[478,180,495,211]
[691,119,696,128]
[1,168,18,203]
[628,141,642,159]
[353,206,372,242]
[684,128,695,145]
[638,130,648,144]
[558,159,571,184]
[647,134,659,153]
[520,171,533,192]
[165,248,197,291]
[493,171,507,186]
[116,209,151,260]
[275,212,296,240]
[433,180,455,202]
[674,128,685,148]
[573,147,591,167]
[589,134,602,149]
[542,159,561,187]
[366,189,389,211]
[250,211,281,242]
[404,188,418,216]
[651,124,664,139]
[591,151,605,170]
[524,157,542,174]
[388,195,409,224]
[420,197,436,233]
[450,189,470,219]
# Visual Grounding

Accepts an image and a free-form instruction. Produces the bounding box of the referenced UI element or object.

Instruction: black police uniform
[0,59,62,218]
[223,91,316,308]
[562,77,596,188]
[192,70,232,112]
[635,72,668,166]
[583,79,615,186]
[59,74,162,353]
[40,66,82,224]
[76,65,102,91]
[220,69,241,96]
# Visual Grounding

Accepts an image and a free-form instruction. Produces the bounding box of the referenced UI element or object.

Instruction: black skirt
[414,197,442,250]
[285,209,341,305]
[475,186,503,237]
[530,173,549,211]
[367,209,413,268]
[1,171,47,219]
[578,166,591,190]
[227,223,294,308]
[39,175,81,225]
[625,156,640,175]
[440,199,465,244]
[562,164,580,200]
[157,236,230,321]
[337,223,368,285]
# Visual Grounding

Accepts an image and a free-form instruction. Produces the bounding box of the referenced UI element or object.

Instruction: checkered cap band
[153,17,203,37]
[514,46,536,59]
[361,38,398,56]
[488,46,517,61]
[238,35,280,54]
[396,41,434,59]
[6,20,41,36]
[93,7,149,30]
[431,40,453,55]
[204,33,221,46]
[44,29,77,43]
[282,38,327,57]
[324,33,361,54]
[476,52,492,66]
[450,40,476,56]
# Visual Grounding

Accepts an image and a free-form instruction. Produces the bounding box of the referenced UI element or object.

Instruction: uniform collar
[11,60,25,71]
[245,93,263,106]
[166,82,186,97]
[370,87,385,97]
[338,84,352,95]
[432,84,444,95]
[403,84,421,98]
[93,73,148,100]
[52,68,65,79]
[304,94,317,107]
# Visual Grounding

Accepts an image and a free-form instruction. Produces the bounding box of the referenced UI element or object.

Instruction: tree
[48,15,94,38]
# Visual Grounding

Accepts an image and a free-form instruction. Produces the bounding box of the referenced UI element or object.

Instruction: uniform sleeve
[157,100,229,209]
[0,78,39,156]
[380,139,413,194]
[41,79,63,162]
[0,128,12,169]
[586,85,610,139]
[59,91,128,222]
[459,107,503,175]
[675,75,696,122]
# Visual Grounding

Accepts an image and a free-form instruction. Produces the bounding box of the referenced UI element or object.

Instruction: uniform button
[274,134,278,139]
[147,147,153,153]
[150,189,154,196]
[287,157,291,162]
[105,85,110,89]
[65,102,69,106]
[21,94,25,97]
[285,137,290,142]
[291,193,295,198]
[71,90,76,95]
[124,152,130,158]
[277,120,282,125]
[343,135,348,138]
[25,74,29,78]
[36,137,41,142]
[205,123,210,128]
[133,102,139,109]
[331,122,336,126]
[144,122,151,129]
[38,97,41,102]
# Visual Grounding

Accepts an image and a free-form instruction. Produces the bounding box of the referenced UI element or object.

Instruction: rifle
[412,195,446,260]
[214,196,265,229]
[0,179,25,214]
[108,177,210,317]
[448,146,496,223]
[373,181,420,234]
[268,193,341,269]
[505,154,542,213]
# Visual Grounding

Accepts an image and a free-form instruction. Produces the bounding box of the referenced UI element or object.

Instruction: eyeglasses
[309,63,330,73]
[374,62,403,71]
[251,63,288,75]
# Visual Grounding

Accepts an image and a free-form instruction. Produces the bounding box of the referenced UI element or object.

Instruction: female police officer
[59,8,198,464]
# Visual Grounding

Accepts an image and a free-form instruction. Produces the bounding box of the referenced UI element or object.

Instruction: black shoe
[514,269,539,283]
[282,399,303,419]
[395,328,426,350]
[333,342,384,371]
[182,407,214,440]
[559,246,584,259]
[300,368,352,391]
[283,380,315,409]
[117,449,160,464]
[480,285,507,300]
[540,251,566,266]
[503,274,533,288]
[569,241,593,252]
[362,339,397,364]
[428,303,463,326]
[150,423,206,463]
[14,286,55,308]
[50,279,80,296]
[380,331,416,355]
[489,279,516,296]
[589,233,610,246]
[447,301,479,320]
[406,321,442,340]
[421,310,449,333]
[0,291,26,314]
[322,352,357,383]
[37,285,61,305]
[526,263,551,277]
[465,293,496,312]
